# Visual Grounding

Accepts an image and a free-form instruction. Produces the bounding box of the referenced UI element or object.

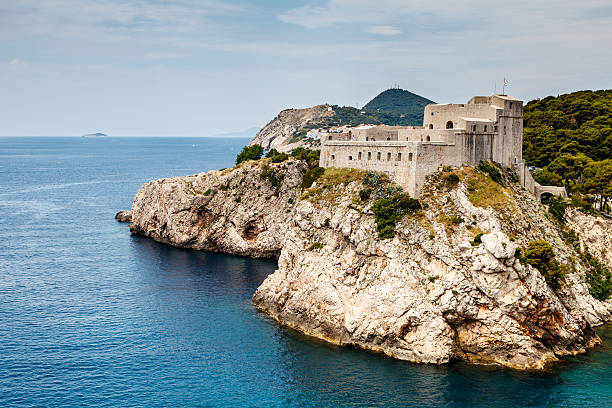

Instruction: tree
[236,144,264,165]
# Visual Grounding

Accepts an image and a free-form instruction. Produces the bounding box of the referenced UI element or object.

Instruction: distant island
[82,132,108,138]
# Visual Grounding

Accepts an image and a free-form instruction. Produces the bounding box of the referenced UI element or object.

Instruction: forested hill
[523,90,611,211]
[363,88,435,124]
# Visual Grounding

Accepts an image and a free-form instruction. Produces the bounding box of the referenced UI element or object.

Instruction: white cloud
[366,25,401,35]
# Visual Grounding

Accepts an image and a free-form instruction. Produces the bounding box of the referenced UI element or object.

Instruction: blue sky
[2,0,611,136]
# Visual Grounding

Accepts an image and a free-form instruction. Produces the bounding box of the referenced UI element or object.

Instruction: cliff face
[567,208,612,270]
[249,105,332,152]
[129,159,307,258]
[124,161,612,369]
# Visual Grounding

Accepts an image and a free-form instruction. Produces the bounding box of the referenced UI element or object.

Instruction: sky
[1,0,611,136]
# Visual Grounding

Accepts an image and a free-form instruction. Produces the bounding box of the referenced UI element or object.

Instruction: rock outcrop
[567,208,612,270]
[249,105,333,152]
[129,159,307,258]
[123,161,612,369]
[115,210,132,223]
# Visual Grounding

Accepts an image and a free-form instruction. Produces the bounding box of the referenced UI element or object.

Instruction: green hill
[362,88,436,125]
[523,90,612,211]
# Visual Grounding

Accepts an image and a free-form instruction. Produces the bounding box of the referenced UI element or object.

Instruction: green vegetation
[523,240,567,290]
[291,147,320,168]
[362,88,435,122]
[301,166,325,189]
[203,188,211,196]
[260,164,284,195]
[582,251,612,301]
[459,168,513,211]
[523,90,612,213]
[371,192,422,239]
[478,162,502,184]
[547,196,567,224]
[265,148,289,163]
[308,242,324,251]
[443,172,460,188]
[472,233,484,246]
[236,144,264,165]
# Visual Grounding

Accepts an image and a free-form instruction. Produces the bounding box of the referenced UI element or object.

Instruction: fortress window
[446,121,453,129]
[431,112,434,116]
[386,137,391,141]
[409,152,413,161]
[368,152,371,160]
[349,155,353,161]
[328,135,332,140]
[366,137,369,141]
[331,155,335,160]
[426,136,431,142]
[472,125,477,132]
[484,125,488,132]
[494,125,498,132]
[387,152,391,161]
[377,152,381,160]
[397,152,402,161]
[429,124,433,129]
[358,152,362,160]
[509,102,513,109]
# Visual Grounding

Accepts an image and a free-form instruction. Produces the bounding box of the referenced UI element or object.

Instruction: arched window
[386,137,391,141]
[472,125,477,132]
[377,152,381,160]
[348,155,352,160]
[387,152,391,161]
[484,125,488,132]
[366,137,369,141]
[429,124,433,129]
[409,152,413,161]
[331,155,335,160]
[328,135,332,140]
[397,152,402,161]
[358,152,362,160]
[426,136,431,142]
[446,121,453,129]
[368,152,371,160]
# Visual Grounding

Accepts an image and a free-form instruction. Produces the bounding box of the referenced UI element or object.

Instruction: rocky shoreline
[118,158,612,369]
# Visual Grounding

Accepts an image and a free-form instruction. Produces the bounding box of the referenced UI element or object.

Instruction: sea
[1,136,611,407]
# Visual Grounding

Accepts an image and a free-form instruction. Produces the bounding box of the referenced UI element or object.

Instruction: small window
[429,124,433,129]
[472,124,477,132]
[397,152,401,161]
[358,152,362,160]
[386,137,391,141]
[484,125,488,132]
[431,112,434,116]
[377,152,381,160]
[366,137,369,141]
[368,152,371,160]
[509,102,513,109]
[331,155,335,160]
[387,152,391,161]
[409,152,413,161]
[494,125,498,132]
[348,155,352,161]
[446,121,453,129]
[426,136,431,142]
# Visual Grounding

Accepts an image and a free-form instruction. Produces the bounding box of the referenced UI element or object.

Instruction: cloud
[365,25,400,35]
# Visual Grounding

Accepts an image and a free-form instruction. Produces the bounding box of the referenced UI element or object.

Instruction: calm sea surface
[1,137,611,407]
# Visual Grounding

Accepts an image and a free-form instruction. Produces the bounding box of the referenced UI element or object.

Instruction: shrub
[443,172,460,188]
[359,188,373,201]
[265,148,280,158]
[308,242,324,251]
[260,164,285,194]
[203,188,211,196]
[270,152,289,163]
[478,161,502,184]
[473,233,484,245]
[291,147,320,168]
[371,192,421,239]
[548,196,567,224]
[524,240,567,289]
[301,166,325,188]
[582,251,612,301]
[236,144,264,165]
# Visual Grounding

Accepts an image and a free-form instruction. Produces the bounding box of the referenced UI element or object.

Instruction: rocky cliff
[249,105,333,152]
[122,160,612,369]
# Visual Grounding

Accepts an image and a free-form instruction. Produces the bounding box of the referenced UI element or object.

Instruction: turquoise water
[1,137,611,407]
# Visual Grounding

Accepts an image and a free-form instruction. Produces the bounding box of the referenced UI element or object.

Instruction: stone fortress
[319,94,566,199]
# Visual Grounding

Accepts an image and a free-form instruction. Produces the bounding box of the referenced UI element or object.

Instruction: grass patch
[308,242,324,251]
[459,168,513,211]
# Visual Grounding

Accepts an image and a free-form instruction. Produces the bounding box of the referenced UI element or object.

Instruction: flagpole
[503,77,506,95]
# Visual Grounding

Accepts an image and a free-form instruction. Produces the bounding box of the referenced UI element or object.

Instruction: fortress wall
[320,141,418,191]
[413,143,463,196]
[462,133,493,165]
[423,104,497,129]
[397,128,456,143]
